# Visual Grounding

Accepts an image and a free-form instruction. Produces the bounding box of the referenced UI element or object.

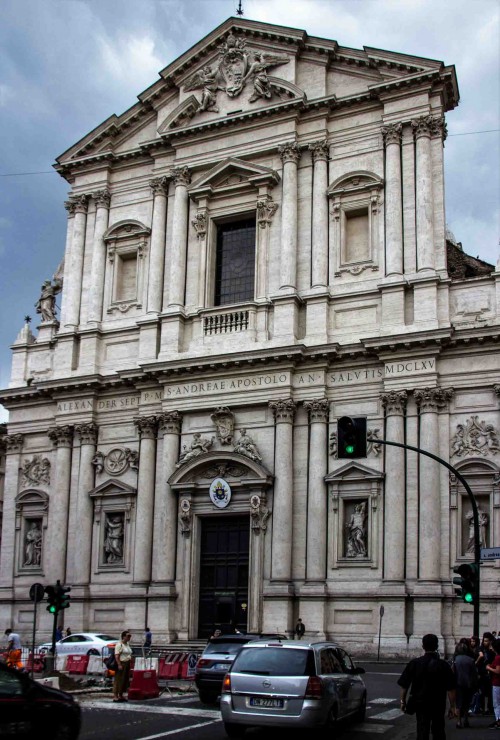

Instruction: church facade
[0,17,499,656]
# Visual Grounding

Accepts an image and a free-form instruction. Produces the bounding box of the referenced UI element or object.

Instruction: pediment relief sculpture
[234,428,262,463]
[451,416,500,458]
[21,455,51,487]
[176,433,214,467]
[92,447,139,475]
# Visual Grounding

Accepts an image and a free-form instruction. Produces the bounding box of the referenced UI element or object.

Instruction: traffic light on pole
[54,580,71,611]
[453,563,478,604]
[45,585,57,614]
[337,416,367,459]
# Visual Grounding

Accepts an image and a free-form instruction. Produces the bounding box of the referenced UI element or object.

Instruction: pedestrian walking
[486,637,500,729]
[398,633,457,740]
[143,626,152,655]
[295,618,305,640]
[476,631,496,714]
[4,628,24,670]
[452,641,478,728]
[112,631,132,703]
[55,625,63,641]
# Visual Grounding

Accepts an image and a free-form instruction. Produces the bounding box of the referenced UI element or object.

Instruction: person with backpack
[398,633,457,739]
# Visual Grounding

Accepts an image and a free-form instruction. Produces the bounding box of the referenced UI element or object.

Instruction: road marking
[369,698,397,705]
[136,720,220,738]
[355,723,394,734]
[364,672,402,676]
[81,701,220,718]
[370,708,404,720]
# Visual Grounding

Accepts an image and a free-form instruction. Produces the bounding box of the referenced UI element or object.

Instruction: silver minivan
[220,639,366,737]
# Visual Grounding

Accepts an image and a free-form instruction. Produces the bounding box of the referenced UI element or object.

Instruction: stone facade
[1,17,499,657]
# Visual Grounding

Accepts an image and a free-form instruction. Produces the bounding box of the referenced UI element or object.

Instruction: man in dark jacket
[398,633,457,740]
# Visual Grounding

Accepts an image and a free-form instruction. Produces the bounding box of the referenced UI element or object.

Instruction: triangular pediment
[325,461,384,482]
[89,479,137,498]
[188,158,280,200]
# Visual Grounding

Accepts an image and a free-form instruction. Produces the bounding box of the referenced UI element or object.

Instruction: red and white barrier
[128,669,160,700]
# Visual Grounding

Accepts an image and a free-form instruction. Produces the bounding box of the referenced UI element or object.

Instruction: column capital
[430,116,448,141]
[414,386,454,411]
[134,415,158,439]
[149,176,170,196]
[170,166,191,187]
[304,398,329,422]
[4,433,24,454]
[158,411,183,435]
[70,194,90,214]
[269,398,296,423]
[411,115,434,140]
[192,211,207,239]
[381,390,408,415]
[494,384,500,398]
[93,189,111,209]
[75,422,98,445]
[381,122,403,146]
[64,200,77,216]
[308,139,329,162]
[48,425,74,448]
[257,198,278,229]
[278,141,301,164]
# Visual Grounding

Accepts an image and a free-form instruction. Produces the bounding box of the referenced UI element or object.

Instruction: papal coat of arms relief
[183,33,289,114]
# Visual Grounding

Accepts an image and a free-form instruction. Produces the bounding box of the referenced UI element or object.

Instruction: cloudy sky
[0,0,498,420]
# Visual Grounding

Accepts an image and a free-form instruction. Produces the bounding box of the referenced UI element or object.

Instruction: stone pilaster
[411,116,435,271]
[64,194,89,329]
[381,390,407,580]
[192,209,208,306]
[268,399,296,580]
[304,399,329,580]
[73,423,98,585]
[381,123,403,276]
[59,200,76,327]
[133,416,158,584]
[413,387,454,580]
[0,434,24,585]
[87,190,110,323]
[278,142,301,291]
[47,426,74,581]
[168,167,191,308]
[152,411,182,583]
[147,176,169,314]
[309,141,329,288]
[256,197,278,299]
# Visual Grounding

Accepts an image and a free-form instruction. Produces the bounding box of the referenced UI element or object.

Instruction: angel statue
[243,52,290,103]
[184,64,223,113]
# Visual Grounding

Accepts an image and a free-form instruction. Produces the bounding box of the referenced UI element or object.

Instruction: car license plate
[249,697,284,708]
[213,662,231,670]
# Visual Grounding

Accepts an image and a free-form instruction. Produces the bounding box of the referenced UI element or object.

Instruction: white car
[37,632,118,657]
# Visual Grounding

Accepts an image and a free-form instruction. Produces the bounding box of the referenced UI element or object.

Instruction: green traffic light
[464,592,473,603]
[49,605,57,613]
[345,444,355,454]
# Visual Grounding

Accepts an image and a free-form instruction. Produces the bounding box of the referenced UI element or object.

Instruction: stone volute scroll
[211,406,234,444]
[21,455,50,487]
[250,494,270,534]
[234,428,262,462]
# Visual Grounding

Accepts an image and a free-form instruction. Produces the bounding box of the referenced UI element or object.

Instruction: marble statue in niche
[346,502,368,558]
[103,513,124,564]
[24,520,42,566]
[465,508,488,553]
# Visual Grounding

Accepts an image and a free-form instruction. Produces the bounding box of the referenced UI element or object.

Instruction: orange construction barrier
[66,654,90,674]
[158,653,181,679]
[25,652,45,673]
[128,669,160,700]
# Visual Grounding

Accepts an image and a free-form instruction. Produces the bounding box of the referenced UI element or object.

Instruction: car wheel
[87,649,99,656]
[224,723,246,739]
[198,690,218,704]
[355,694,367,722]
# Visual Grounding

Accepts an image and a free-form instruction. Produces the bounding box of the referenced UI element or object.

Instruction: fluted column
[168,167,191,308]
[73,423,97,584]
[133,416,158,584]
[64,194,89,329]
[414,387,453,580]
[381,391,407,580]
[309,141,329,288]
[412,116,435,271]
[152,411,182,583]
[147,177,169,314]
[59,200,76,327]
[382,123,403,275]
[47,426,74,581]
[278,142,301,291]
[0,434,24,585]
[88,190,111,323]
[268,399,296,580]
[304,399,329,580]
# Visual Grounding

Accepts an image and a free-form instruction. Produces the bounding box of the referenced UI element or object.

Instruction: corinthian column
[304,399,329,580]
[147,177,169,314]
[414,387,453,580]
[153,411,182,583]
[47,426,74,581]
[59,200,76,327]
[411,116,435,271]
[73,423,97,585]
[381,390,407,580]
[64,194,89,330]
[268,399,296,580]
[168,167,191,309]
[0,434,23,585]
[381,123,403,275]
[88,190,111,323]
[309,141,329,288]
[278,142,301,291]
[133,416,158,584]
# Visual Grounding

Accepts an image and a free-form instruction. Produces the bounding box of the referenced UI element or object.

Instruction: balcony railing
[203,310,250,335]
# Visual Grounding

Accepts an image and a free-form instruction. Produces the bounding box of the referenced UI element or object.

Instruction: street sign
[29,582,45,602]
[187,653,198,678]
[481,547,500,561]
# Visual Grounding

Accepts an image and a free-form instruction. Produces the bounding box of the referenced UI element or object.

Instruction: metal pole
[377,605,384,661]
[31,600,37,680]
[377,438,480,636]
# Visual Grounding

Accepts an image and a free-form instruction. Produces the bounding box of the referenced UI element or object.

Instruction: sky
[0,0,499,421]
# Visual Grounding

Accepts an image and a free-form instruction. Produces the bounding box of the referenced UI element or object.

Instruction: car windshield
[232,647,315,676]
[204,641,247,655]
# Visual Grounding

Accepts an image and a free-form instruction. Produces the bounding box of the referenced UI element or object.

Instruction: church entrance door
[198,515,249,638]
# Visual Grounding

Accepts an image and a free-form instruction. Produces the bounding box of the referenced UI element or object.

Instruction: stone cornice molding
[5,433,24,454]
[171,166,191,187]
[308,140,329,162]
[304,398,329,422]
[257,198,278,229]
[134,415,158,440]
[93,189,111,209]
[75,422,98,446]
[278,141,301,165]
[269,398,296,423]
[381,122,402,146]
[149,176,170,197]
[158,411,183,435]
[48,425,74,448]
[192,211,207,239]
[381,390,408,415]
[414,387,454,411]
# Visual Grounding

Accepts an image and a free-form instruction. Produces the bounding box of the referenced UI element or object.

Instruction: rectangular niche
[344,208,369,263]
